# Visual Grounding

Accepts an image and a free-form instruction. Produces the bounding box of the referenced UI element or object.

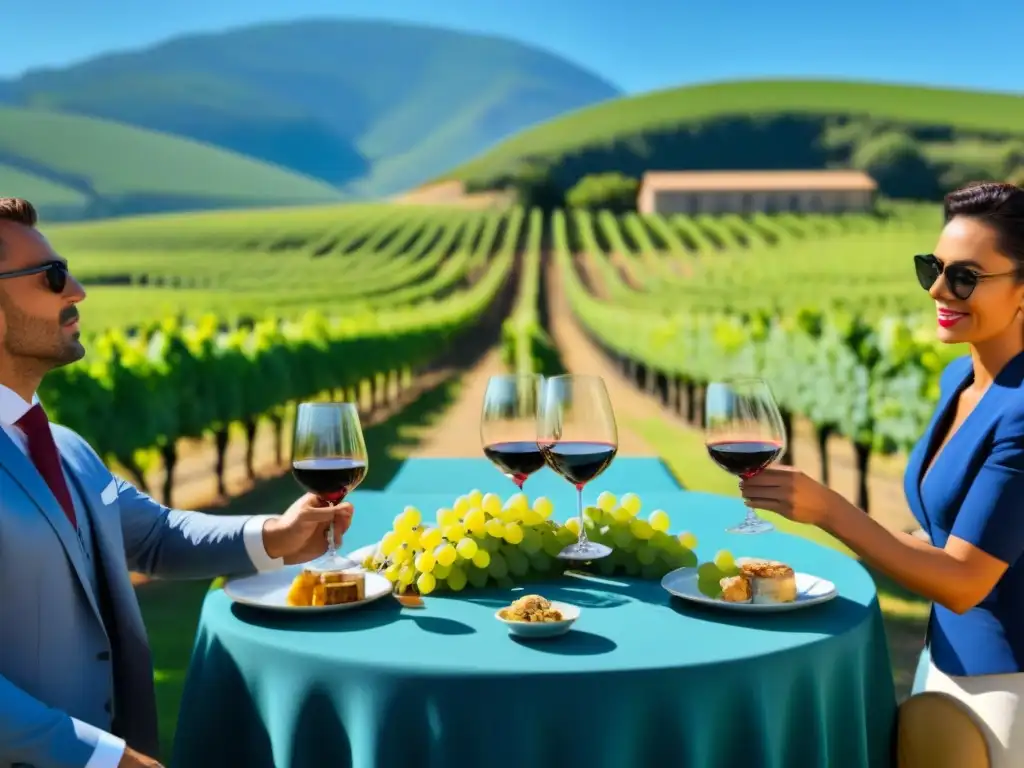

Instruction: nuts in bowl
[495,594,580,639]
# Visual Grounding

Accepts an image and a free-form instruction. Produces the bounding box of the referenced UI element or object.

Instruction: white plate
[495,601,580,638]
[660,567,837,612]
[349,543,378,564]
[223,561,392,613]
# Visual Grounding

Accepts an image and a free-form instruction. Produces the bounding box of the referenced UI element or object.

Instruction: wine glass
[537,374,618,560]
[481,373,546,489]
[291,402,369,571]
[704,377,787,534]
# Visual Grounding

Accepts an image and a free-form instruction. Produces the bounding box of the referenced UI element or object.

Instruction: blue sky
[2,0,1021,95]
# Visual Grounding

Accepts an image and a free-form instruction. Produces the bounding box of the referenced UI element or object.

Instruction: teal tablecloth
[172,460,896,768]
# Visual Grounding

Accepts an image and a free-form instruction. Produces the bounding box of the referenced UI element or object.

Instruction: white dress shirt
[0,384,283,767]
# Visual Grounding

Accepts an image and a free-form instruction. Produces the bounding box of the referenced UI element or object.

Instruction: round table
[171,489,896,768]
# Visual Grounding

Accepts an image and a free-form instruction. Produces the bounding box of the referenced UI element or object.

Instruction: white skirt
[915,649,1024,766]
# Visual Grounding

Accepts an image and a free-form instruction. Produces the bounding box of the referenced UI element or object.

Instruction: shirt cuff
[78,719,126,768]
[243,515,285,572]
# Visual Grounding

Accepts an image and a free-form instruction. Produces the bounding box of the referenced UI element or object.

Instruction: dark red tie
[16,403,77,529]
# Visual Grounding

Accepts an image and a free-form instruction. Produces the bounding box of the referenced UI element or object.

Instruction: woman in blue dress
[740,181,1024,765]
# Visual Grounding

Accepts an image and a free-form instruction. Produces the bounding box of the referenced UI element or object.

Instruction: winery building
[636,170,877,216]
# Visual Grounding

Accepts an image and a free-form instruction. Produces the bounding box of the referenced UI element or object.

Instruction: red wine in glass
[291,402,369,570]
[539,441,617,488]
[704,378,787,534]
[706,440,782,479]
[292,457,368,502]
[481,374,545,489]
[537,375,618,560]
[482,441,546,489]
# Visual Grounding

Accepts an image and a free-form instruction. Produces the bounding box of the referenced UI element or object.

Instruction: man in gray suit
[0,198,356,768]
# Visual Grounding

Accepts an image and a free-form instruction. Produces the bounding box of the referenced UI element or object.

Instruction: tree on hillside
[942,162,1004,193]
[566,172,639,212]
[483,160,564,211]
[850,131,940,199]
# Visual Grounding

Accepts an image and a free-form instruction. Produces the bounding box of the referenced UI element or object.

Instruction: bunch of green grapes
[367,490,573,595]
[696,550,741,598]
[573,492,698,579]
[365,489,701,594]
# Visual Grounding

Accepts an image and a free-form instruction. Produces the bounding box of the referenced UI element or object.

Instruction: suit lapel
[0,428,104,628]
[61,444,138,627]
[906,367,967,537]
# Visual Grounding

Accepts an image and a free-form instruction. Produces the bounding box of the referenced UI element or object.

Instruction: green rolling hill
[0,162,88,220]
[0,107,344,221]
[443,79,1024,201]
[1,19,620,212]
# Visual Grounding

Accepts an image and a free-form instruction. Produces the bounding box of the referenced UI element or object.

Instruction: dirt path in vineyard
[406,347,509,457]
[545,257,917,534]
[544,262,660,455]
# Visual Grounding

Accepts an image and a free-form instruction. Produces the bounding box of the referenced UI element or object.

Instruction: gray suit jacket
[0,424,261,767]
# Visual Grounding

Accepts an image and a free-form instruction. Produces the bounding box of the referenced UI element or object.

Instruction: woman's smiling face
[922,215,1024,345]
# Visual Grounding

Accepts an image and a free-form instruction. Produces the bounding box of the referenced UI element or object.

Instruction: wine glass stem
[740,481,759,524]
[326,518,337,556]
[576,488,589,547]
[321,497,337,557]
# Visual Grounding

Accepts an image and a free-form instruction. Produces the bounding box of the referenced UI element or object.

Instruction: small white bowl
[495,601,580,639]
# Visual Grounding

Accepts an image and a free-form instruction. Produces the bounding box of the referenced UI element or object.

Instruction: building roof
[639,170,877,192]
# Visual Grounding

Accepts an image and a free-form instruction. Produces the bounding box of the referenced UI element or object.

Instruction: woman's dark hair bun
[944,181,1024,266]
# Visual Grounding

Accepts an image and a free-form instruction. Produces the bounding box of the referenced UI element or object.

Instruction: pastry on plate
[286,569,319,607]
[719,574,752,603]
[287,569,365,607]
[739,559,797,604]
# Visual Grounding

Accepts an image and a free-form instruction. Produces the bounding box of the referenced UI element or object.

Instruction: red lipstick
[937,308,967,328]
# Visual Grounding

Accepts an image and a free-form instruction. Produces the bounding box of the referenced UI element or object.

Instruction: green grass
[0,106,343,220]
[446,79,1024,180]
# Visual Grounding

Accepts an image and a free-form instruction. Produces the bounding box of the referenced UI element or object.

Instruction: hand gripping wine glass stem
[318,495,354,565]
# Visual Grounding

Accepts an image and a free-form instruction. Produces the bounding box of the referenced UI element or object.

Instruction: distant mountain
[1,19,621,207]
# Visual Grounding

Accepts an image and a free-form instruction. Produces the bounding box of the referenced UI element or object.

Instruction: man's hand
[261,494,355,564]
[118,745,164,767]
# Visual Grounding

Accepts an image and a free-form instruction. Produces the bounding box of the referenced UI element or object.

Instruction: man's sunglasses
[914,254,1019,301]
[0,261,69,293]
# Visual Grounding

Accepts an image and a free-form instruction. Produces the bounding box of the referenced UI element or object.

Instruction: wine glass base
[303,552,360,572]
[557,541,612,561]
[726,518,775,535]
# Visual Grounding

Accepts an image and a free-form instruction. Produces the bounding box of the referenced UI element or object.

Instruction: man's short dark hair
[0,198,38,260]
[0,198,37,228]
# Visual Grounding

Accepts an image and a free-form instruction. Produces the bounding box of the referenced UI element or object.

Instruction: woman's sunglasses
[914,254,1019,301]
[0,260,69,293]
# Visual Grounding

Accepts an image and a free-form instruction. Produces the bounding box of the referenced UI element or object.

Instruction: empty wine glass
[481,373,545,489]
[537,374,618,560]
[291,402,368,571]
[704,378,786,534]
